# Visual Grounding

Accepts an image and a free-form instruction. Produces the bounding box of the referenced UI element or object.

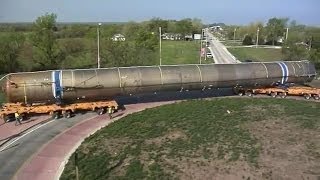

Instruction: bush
[242,35,253,45]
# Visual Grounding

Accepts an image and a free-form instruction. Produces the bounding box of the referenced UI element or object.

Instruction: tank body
[2,61,317,104]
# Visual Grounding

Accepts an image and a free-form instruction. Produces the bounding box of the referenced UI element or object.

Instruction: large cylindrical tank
[1,61,317,104]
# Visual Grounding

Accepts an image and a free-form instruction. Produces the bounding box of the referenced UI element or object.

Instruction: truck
[233,85,320,100]
[0,100,118,123]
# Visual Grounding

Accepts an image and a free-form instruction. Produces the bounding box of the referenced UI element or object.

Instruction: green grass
[228,47,284,62]
[61,98,320,180]
[161,41,205,65]
[222,41,243,46]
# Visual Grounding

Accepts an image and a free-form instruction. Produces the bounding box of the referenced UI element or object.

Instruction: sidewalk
[14,101,176,180]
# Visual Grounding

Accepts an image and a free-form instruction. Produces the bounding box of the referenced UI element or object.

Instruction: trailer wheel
[313,94,319,100]
[64,110,72,118]
[52,111,61,119]
[270,92,277,98]
[238,90,244,96]
[245,91,253,97]
[279,92,287,98]
[97,108,105,115]
[304,94,311,100]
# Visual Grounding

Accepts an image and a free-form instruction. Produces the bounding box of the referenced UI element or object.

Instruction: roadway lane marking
[0,120,55,152]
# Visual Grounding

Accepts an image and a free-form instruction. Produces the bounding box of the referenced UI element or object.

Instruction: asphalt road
[0,113,96,180]
[205,29,239,64]
[0,89,234,180]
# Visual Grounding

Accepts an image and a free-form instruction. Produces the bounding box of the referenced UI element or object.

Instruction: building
[111,34,126,41]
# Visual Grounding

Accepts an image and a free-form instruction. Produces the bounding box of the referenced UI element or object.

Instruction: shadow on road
[115,88,235,105]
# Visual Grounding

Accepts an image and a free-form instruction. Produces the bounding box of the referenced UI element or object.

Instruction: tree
[30,13,63,70]
[122,21,142,41]
[0,33,25,73]
[191,18,203,34]
[282,44,309,61]
[134,28,158,51]
[265,17,289,45]
[242,35,253,45]
[309,48,320,70]
[176,19,193,38]
[147,18,168,33]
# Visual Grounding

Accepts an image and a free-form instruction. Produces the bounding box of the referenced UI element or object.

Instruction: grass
[228,47,284,62]
[60,98,320,180]
[161,41,207,65]
[222,41,243,46]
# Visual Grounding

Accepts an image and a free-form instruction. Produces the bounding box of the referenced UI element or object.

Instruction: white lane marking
[0,120,55,152]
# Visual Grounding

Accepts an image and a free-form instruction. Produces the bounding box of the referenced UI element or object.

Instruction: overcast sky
[0,0,319,25]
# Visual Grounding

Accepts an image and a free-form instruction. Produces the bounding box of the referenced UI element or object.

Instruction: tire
[52,112,60,119]
[270,92,277,98]
[64,111,72,118]
[304,94,311,100]
[279,92,287,98]
[238,91,244,96]
[313,95,319,100]
[97,108,105,115]
[245,91,253,97]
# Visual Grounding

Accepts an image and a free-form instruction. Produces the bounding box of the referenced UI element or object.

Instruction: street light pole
[159,27,162,66]
[256,27,260,48]
[285,27,289,41]
[97,23,102,69]
[200,29,203,64]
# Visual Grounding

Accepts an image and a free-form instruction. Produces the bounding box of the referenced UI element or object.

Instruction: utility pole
[204,29,207,61]
[309,36,312,51]
[285,27,289,42]
[256,27,259,48]
[159,27,162,66]
[97,23,102,69]
[200,29,203,64]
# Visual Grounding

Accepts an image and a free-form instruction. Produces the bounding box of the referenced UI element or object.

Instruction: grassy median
[61,98,320,180]
[161,41,203,65]
[228,47,283,62]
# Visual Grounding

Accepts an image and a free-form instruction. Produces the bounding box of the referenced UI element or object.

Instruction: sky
[0,0,319,25]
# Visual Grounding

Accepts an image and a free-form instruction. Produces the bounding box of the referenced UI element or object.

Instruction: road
[0,113,96,180]
[0,89,234,180]
[204,29,240,64]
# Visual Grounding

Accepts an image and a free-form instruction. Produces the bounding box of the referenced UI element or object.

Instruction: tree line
[224,17,320,68]
[0,13,202,74]
[1,14,319,75]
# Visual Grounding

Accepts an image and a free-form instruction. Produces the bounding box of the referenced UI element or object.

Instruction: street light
[97,23,102,69]
[256,27,260,48]
[159,27,162,66]
[200,29,204,64]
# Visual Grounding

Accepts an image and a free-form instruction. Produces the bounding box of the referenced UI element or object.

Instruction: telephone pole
[159,27,162,66]
[97,23,102,69]
[256,27,259,48]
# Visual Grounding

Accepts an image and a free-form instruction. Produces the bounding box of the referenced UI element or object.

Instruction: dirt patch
[145,129,187,146]
[149,118,320,180]
[245,119,320,180]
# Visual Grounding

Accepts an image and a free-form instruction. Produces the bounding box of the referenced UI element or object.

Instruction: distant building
[112,34,125,41]
[185,34,193,41]
[162,33,182,40]
[210,26,223,31]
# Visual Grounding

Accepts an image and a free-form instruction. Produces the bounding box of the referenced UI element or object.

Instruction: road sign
[194,34,201,40]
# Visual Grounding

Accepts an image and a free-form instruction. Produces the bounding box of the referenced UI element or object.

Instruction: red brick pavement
[14,101,176,180]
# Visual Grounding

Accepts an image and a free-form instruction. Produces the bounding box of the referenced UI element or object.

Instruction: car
[206,53,213,58]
